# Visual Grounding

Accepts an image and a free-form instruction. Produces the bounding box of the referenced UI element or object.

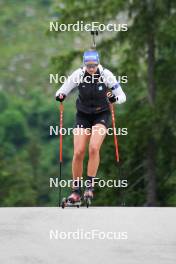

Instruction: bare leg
[72,128,90,181]
[87,124,107,177]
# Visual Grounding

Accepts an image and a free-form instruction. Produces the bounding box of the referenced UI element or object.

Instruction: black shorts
[75,110,111,129]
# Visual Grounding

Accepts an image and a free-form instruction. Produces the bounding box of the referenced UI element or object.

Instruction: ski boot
[84,188,94,208]
[61,190,81,209]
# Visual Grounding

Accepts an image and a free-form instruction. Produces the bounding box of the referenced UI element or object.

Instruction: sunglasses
[86,64,98,69]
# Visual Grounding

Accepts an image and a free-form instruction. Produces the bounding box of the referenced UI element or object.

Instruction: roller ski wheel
[84,197,91,208]
[84,189,93,208]
[66,200,81,208]
[61,191,81,209]
[61,197,67,209]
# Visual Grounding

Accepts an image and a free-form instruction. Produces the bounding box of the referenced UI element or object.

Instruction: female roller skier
[55,50,126,205]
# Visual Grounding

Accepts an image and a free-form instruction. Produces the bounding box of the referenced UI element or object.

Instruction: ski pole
[106,93,126,206]
[110,103,119,162]
[107,92,119,162]
[59,102,64,206]
[91,30,98,49]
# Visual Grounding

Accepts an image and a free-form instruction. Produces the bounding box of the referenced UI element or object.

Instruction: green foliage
[0,109,28,146]
[0,0,175,206]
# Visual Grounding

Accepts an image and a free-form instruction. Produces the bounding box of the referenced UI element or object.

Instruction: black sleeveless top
[76,69,110,114]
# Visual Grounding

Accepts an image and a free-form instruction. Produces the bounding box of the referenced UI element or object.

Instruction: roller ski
[84,188,94,208]
[61,190,81,209]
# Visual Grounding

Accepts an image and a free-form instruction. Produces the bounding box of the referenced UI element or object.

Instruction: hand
[56,93,66,102]
[107,91,118,104]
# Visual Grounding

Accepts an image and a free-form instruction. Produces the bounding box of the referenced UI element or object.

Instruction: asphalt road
[0,207,175,264]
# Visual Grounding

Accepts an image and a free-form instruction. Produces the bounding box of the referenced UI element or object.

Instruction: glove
[107,91,118,104]
[56,93,66,102]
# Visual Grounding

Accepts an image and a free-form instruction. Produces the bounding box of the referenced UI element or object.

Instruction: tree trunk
[145,1,157,206]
